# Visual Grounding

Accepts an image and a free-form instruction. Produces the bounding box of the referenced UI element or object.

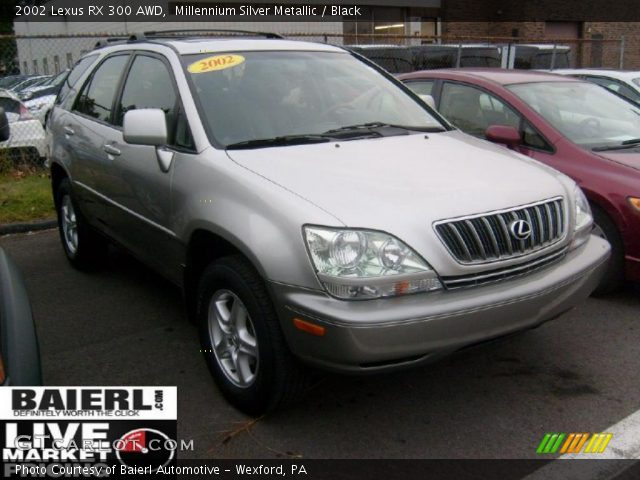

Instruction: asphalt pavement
[1,229,639,459]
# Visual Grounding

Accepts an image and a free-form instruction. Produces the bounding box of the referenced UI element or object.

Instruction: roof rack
[94,36,129,49]
[93,29,284,51]
[141,29,284,39]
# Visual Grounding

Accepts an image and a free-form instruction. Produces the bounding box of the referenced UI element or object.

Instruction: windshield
[42,70,67,87]
[183,50,444,147]
[507,81,640,149]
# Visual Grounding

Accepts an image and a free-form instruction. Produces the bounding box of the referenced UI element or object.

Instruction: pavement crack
[219,415,265,447]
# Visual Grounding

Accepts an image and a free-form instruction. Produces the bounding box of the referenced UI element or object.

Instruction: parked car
[551,69,640,106]
[10,75,50,94]
[0,248,42,386]
[19,69,69,101]
[0,109,43,386]
[410,44,502,70]
[346,45,414,74]
[511,44,571,70]
[0,75,32,90]
[19,70,70,125]
[49,33,609,414]
[0,90,47,161]
[401,69,639,292]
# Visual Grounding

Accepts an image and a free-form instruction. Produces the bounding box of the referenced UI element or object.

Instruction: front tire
[55,178,107,270]
[197,255,308,415]
[591,205,625,295]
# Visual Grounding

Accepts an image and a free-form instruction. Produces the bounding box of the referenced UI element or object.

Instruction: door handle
[63,126,75,136]
[103,144,121,156]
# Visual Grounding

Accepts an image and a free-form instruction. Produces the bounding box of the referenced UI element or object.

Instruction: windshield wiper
[322,122,446,137]
[225,134,330,150]
[592,138,640,151]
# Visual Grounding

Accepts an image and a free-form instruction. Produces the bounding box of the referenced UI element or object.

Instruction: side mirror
[0,107,10,142]
[123,109,167,146]
[485,125,521,148]
[419,94,436,110]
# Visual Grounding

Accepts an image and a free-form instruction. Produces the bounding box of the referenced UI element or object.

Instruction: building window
[33,59,38,74]
[23,61,28,74]
[66,52,73,68]
[344,6,407,45]
[43,58,49,75]
[54,55,60,74]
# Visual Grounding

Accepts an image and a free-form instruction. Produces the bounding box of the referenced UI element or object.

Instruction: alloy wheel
[207,289,259,388]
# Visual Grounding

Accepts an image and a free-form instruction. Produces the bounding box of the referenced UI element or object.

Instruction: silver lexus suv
[48,31,610,414]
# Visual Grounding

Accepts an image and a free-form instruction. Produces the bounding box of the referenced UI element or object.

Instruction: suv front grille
[441,247,567,289]
[434,197,566,264]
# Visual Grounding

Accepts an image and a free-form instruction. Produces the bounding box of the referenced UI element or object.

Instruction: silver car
[48,32,610,414]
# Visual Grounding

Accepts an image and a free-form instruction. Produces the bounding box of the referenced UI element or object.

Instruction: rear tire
[591,205,625,295]
[197,255,309,415]
[55,178,107,270]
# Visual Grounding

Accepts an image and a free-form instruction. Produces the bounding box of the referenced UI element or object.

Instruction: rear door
[100,51,188,281]
[64,53,131,225]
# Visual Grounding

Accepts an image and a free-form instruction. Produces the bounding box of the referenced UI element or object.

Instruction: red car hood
[595,151,640,171]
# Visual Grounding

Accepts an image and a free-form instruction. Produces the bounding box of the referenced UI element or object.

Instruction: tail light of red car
[18,103,34,121]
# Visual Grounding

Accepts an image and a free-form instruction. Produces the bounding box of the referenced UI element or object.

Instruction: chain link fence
[0,31,633,170]
[287,33,628,71]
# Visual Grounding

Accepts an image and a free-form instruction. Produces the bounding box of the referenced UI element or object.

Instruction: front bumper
[270,235,610,373]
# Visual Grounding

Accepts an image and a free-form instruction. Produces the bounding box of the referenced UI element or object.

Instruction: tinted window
[531,52,570,69]
[405,80,434,96]
[174,108,195,150]
[440,82,551,150]
[115,55,177,129]
[57,54,99,106]
[440,82,520,136]
[507,81,640,149]
[586,76,640,104]
[75,55,129,123]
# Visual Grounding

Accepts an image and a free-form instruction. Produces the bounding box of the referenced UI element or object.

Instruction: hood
[226,131,568,232]
[20,85,59,100]
[594,150,640,171]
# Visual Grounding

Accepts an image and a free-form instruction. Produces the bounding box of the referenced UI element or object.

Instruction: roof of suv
[100,37,345,55]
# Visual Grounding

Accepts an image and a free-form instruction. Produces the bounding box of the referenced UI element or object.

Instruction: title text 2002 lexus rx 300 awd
[47,32,610,414]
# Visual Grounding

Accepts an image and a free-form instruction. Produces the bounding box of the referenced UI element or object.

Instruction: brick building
[12,0,640,73]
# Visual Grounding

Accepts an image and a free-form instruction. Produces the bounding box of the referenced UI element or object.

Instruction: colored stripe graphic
[537,433,613,454]
[537,433,565,454]
[584,433,613,453]
[561,433,589,454]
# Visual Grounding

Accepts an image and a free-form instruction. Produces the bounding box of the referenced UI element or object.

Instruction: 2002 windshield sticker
[188,55,245,73]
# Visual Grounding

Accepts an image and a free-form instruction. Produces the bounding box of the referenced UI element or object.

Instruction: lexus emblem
[509,219,532,241]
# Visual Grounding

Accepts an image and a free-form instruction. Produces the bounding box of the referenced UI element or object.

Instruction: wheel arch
[581,186,628,236]
[50,161,70,207]
[183,228,269,322]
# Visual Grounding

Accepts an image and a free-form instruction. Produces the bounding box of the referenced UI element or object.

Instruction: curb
[0,219,57,235]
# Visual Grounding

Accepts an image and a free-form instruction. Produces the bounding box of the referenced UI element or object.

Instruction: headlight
[304,226,442,299]
[571,185,593,250]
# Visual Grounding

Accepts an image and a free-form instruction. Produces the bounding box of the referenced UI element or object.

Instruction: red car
[400,69,640,293]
